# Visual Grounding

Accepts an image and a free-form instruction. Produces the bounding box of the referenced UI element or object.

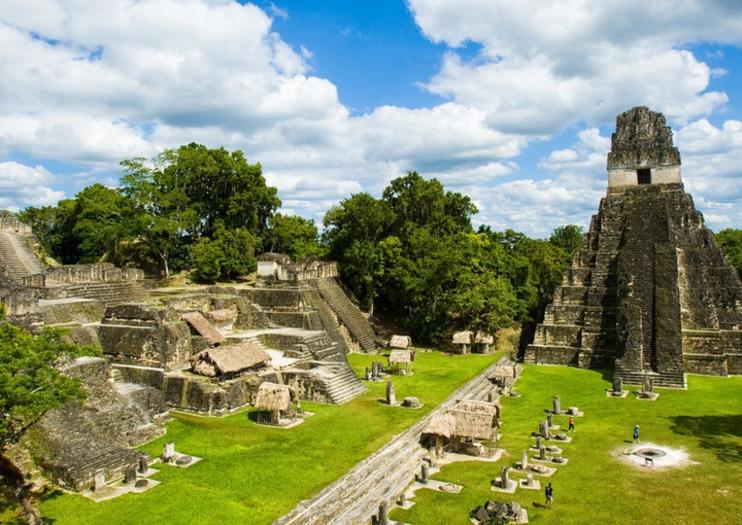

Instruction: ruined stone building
[525,106,742,387]
[0,225,377,491]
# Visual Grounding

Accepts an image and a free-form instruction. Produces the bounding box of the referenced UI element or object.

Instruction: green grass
[36,350,500,525]
[392,365,742,525]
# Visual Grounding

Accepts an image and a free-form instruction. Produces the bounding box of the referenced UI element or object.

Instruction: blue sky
[1,1,741,237]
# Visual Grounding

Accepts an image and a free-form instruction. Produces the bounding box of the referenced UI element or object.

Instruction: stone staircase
[319,364,367,404]
[613,369,686,389]
[63,281,146,305]
[0,231,45,282]
[275,358,504,525]
[317,278,376,352]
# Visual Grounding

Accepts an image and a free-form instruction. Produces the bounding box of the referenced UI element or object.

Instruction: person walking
[568,415,575,432]
[633,424,640,443]
[544,482,554,508]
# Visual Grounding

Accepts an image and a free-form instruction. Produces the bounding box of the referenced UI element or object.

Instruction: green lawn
[35,350,499,525]
[392,365,742,525]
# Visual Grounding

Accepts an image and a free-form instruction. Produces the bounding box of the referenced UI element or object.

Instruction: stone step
[275,358,507,525]
[0,231,46,282]
[317,279,377,352]
[614,370,686,388]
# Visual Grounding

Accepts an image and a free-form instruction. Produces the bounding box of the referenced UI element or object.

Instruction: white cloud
[0,161,65,209]
[268,3,288,20]
[480,118,742,237]
[409,0,741,131]
[0,0,739,235]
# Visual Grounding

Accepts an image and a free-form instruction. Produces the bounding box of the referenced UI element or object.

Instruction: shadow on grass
[669,414,742,463]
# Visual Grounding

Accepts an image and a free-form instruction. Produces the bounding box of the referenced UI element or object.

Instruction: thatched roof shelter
[452,331,473,345]
[446,400,498,440]
[389,335,412,349]
[389,350,412,365]
[181,311,225,345]
[424,412,457,439]
[190,342,270,377]
[254,382,294,412]
[474,331,494,345]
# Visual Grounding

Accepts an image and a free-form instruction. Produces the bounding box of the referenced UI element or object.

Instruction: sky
[1,0,741,238]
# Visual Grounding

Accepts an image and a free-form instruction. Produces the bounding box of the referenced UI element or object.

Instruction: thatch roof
[181,311,225,344]
[452,331,473,345]
[474,331,494,344]
[388,349,412,364]
[447,400,498,440]
[207,308,237,323]
[424,412,457,439]
[254,382,293,412]
[389,335,411,349]
[190,342,270,377]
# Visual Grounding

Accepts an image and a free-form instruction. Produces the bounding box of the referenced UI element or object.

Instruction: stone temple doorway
[637,168,651,185]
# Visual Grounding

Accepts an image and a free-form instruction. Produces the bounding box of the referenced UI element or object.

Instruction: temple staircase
[0,231,46,282]
[320,364,367,404]
[317,278,376,352]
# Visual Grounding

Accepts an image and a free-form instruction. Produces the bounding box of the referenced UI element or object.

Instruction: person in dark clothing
[633,424,640,443]
[545,482,554,508]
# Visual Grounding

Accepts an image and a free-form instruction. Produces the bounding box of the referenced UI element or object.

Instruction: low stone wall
[99,304,192,369]
[0,214,32,234]
[274,357,511,525]
[22,263,144,287]
[0,287,41,316]
[115,364,264,415]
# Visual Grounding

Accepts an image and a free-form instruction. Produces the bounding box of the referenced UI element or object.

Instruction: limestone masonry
[0,226,378,491]
[525,106,742,386]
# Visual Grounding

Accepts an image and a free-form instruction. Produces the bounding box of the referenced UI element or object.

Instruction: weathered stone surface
[525,107,742,386]
[24,357,165,491]
[99,304,192,369]
[607,106,680,170]
[402,396,421,408]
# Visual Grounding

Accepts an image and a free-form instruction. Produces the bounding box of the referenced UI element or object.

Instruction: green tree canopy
[264,213,324,260]
[0,324,98,524]
[716,228,742,279]
[549,224,584,254]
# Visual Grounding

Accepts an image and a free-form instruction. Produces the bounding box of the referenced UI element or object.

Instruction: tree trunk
[160,252,170,280]
[0,451,41,525]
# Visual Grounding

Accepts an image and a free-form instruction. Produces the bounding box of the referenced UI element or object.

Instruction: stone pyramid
[525,106,742,387]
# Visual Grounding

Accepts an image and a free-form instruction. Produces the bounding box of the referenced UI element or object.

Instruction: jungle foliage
[21,149,588,343]
[323,172,583,344]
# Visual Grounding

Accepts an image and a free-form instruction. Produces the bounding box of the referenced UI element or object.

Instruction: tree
[549,224,584,255]
[716,228,742,280]
[120,156,200,278]
[191,226,257,283]
[120,145,280,278]
[323,193,392,310]
[19,200,82,265]
[156,144,280,238]
[382,171,476,236]
[264,213,324,260]
[72,184,131,264]
[0,324,98,524]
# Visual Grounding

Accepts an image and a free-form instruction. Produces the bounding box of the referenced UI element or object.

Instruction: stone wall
[0,213,33,234]
[23,357,166,491]
[22,263,144,287]
[99,304,193,369]
[527,184,742,385]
